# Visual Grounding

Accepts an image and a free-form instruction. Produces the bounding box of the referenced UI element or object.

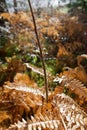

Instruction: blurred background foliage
[0,0,87,88]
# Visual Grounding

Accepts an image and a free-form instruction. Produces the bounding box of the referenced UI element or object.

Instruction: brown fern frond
[28,115,60,130]
[7,115,60,130]
[3,73,45,98]
[0,84,44,123]
[54,75,87,108]
[53,93,87,130]
[6,119,27,130]
[4,85,45,98]
[2,93,87,130]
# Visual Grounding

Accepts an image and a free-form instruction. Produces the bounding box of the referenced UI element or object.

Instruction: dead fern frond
[53,93,87,130]
[54,75,87,108]
[1,83,44,123]
[28,116,60,130]
[4,85,45,98]
[2,93,87,130]
[7,115,60,130]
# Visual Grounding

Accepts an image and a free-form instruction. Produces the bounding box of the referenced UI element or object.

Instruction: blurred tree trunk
[48,0,51,8]
[0,0,7,12]
[13,0,17,13]
[69,0,72,5]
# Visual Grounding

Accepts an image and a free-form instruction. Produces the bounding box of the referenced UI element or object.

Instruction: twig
[27,0,48,102]
[60,113,67,130]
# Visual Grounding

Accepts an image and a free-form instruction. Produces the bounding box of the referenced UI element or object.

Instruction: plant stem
[28,0,48,102]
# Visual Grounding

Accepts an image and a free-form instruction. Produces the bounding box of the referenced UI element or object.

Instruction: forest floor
[0,9,87,129]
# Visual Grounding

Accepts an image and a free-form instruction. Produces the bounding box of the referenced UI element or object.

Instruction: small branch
[60,114,67,130]
[28,0,48,102]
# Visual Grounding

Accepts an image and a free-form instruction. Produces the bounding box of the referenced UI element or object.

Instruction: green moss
[64,86,69,94]
[0,36,7,48]
[45,59,57,75]
[5,44,19,57]
[70,93,77,99]
[29,71,44,87]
